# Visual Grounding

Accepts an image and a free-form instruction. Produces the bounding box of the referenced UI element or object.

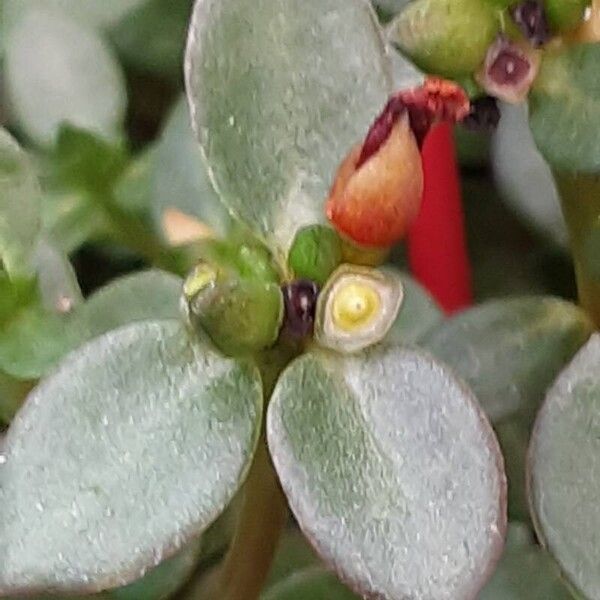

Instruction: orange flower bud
[326,113,423,248]
[325,78,469,249]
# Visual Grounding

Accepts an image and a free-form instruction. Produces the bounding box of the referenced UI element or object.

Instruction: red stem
[407,123,473,314]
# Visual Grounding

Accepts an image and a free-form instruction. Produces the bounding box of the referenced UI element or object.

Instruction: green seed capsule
[288,225,342,286]
[389,0,499,77]
[315,265,403,354]
[545,0,589,32]
[183,264,284,357]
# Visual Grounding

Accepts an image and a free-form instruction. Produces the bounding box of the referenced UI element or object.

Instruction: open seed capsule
[288,225,342,286]
[183,263,284,357]
[315,265,403,354]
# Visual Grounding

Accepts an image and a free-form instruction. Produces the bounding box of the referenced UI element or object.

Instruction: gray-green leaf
[185,0,391,258]
[421,297,594,423]
[0,128,41,277]
[268,346,506,600]
[529,43,600,173]
[385,269,443,344]
[5,9,127,146]
[152,98,230,239]
[529,334,600,600]
[0,320,262,594]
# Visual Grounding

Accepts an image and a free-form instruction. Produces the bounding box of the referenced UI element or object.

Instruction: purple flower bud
[511,1,551,48]
[281,280,319,338]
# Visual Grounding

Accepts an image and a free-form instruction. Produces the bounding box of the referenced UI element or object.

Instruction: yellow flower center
[332,282,382,332]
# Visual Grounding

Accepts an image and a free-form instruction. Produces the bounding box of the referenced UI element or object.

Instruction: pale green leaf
[422,297,593,423]
[5,9,127,146]
[0,320,262,594]
[268,346,506,600]
[0,128,41,277]
[529,334,600,600]
[185,0,391,257]
[529,43,600,173]
[152,98,230,239]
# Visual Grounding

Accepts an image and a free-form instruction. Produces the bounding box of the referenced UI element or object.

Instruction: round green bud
[545,0,589,32]
[183,264,284,357]
[389,0,499,77]
[288,225,342,286]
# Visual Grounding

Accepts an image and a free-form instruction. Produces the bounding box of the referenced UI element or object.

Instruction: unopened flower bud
[325,78,469,249]
[183,263,283,357]
[288,225,342,286]
[315,265,403,354]
[476,36,541,104]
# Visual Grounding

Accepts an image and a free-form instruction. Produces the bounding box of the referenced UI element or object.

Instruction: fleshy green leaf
[0,128,41,277]
[3,0,150,30]
[0,371,31,425]
[262,568,358,600]
[0,320,262,594]
[529,334,600,600]
[70,270,183,346]
[268,346,506,600]
[492,102,566,247]
[152,98,230,239]
[5,9,126,146]
[529,43,600,173]
[265,530,320,590]
[185,0,391,256]
[385,270,443,344]
[421,297,593,423]
[109,0,192,79]
[33,238,83,314]
[480,523,572,599]
[0,304,74,380]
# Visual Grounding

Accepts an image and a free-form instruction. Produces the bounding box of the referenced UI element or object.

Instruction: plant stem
[556,172,600,327]
[408,123,473,313]
[214,435,288,600]
[93,192,177,271]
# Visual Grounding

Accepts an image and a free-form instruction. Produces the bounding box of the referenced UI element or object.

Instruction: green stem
[556,171,600,328]
[93,192,177,271]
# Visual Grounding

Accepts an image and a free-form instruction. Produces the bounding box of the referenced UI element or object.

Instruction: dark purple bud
[511,1,551,48]
[461,96,501,132]
[281,280,319,338]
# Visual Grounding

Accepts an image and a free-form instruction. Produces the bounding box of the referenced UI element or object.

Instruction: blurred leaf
[70,269,182,346]
[33,238,83,313]
[493,103,566,246]
[529,43,600,173]
[114,150,154,219]
[421,297,593,423]
[185,0,391,256]
[268,346,506,600]
[454,126,490,169]
[529,334,600,600]
[152,98,230,239]
[0,370,31,425]
[388,43,424,90]
[0,128,41,277]
[5,9,126,146]
[265,530,320,589]
[373,0,412,19]
[480,523,573,599]
[262,568,358,600]
[385,270,443,344]
[0,320,262,595]
[3,0,150,30]
[110,0,192,79]
[109,540,202,600]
